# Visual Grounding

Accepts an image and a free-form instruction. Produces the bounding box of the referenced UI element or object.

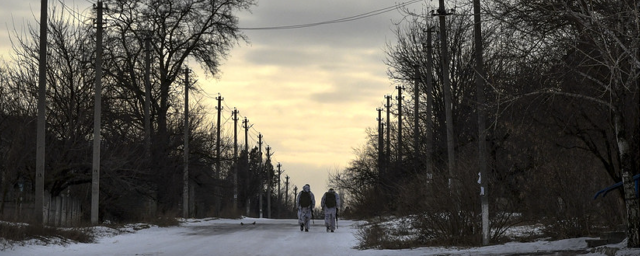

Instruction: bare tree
[102,0,255,213]
[489,0,640,246]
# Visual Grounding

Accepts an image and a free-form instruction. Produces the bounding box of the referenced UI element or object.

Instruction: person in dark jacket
[296,184,315,232]
[320,188,340,232]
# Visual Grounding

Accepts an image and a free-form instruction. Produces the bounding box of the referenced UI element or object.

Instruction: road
[5,218,639,256]
[6,218,386,256]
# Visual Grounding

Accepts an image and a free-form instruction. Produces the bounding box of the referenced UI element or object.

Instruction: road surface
[5,218,639,256]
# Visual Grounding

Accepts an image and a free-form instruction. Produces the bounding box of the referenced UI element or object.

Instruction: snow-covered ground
[3,217,640,256]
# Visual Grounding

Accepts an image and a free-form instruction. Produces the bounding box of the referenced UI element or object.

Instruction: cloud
[0,0,417,194]
[238,0,411,49]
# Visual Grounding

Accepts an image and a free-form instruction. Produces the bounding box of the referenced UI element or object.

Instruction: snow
[3,217,640,256]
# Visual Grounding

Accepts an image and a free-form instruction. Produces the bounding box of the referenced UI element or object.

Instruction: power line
[239,0,422,30]
[197,91,276,156]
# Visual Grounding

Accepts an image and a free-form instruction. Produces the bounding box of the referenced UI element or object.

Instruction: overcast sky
[0,0,435,200]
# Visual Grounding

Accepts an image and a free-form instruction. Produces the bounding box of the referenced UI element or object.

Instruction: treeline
[0,0,299,224]
[332,0,639,246]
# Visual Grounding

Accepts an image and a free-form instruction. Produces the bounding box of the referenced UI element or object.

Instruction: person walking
[321,188,340,232]
[296,184,315,232]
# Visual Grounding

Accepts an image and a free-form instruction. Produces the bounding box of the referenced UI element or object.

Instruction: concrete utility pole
[436,0,456,191]
[293,186,298,211]
[243,118,250,153]
[277,163,282,218]
[473,0,490,245]
[376,108,384,178]
[35,0,48,225]
[243,117,251,216]
[182,68,190,218]
[258,133,263,218]
[233,108,239,211]
[384,95,392,174]
[285,175,290,213]
[91,1,105,225]
[215,94,223,216]
[266,145,273,219]
[413,65,420,173]
[144,33,151,161]
[215,94,224,178]
[143,31,156,216]
[424,27,435,179]
[396,86,404,172]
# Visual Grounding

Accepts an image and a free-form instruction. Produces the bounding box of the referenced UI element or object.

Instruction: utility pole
[233,108,239,211]
[91,1,105,225]
[384,95,392,175]
[413,65,420,173]
[143,32,156,216]
[243,118,250,154]
[243,117,251,216]
[277,163,282,218]
[35,0,48,225]
[396,86,404,173]
[473,0,490,245]
[266,145,273,219]
[215,94,223,216]
[215,94,224,178]
[182,67,190,218]
[376,108,384,179]
[258,133,263,218]
[144,33,151,161]
[285,175,290,215]
[435,0,456,191]
[293,186,298,211]
[424,27,435,179]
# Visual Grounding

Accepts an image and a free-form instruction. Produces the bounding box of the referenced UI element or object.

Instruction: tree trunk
[615,111,640,247]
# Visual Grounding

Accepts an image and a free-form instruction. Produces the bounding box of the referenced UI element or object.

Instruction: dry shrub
[143,211,180,227]
[218,207,242,219]
[355,221,420,249]
[0,222,94,248]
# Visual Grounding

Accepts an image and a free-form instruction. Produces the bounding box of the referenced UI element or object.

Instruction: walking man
[297,184,315,232]
[321,188,340,232]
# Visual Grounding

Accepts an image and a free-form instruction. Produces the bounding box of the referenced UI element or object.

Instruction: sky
[0,0,433,202]
[5,217,640,255]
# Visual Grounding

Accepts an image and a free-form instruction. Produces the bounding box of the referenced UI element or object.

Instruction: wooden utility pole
[258,133,263,218]
[182,68,190,218]
[233,108,239,211]
[91,1,105,225]
[436,0,456,190]
[35,0,48,225]
[473,0,490,245]
[396,86,404,172]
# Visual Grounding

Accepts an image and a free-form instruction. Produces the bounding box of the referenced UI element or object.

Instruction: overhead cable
[240,0,422,30]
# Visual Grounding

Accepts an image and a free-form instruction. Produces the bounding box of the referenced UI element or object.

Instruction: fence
[1,192,82,226]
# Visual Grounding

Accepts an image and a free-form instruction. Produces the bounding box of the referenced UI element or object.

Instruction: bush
[355,220,420,249]
[0,222,94,249]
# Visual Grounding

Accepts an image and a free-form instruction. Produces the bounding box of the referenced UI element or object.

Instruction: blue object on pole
[593,174,640,199]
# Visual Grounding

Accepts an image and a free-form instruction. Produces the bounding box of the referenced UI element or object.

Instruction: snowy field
[3,217,640,256]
